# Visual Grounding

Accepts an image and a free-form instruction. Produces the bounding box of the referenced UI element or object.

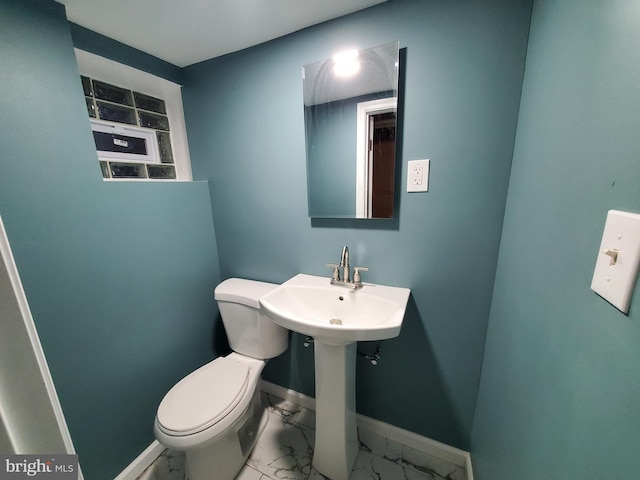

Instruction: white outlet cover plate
[590,210,640,314]
[407,159,429,192]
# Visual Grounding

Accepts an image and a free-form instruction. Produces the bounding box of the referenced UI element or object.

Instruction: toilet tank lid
[214,278,278,309]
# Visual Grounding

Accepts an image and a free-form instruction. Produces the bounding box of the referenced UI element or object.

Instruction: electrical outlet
[413,166,423,185]
[407,159,429,192]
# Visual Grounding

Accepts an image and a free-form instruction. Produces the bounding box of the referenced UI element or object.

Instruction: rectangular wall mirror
[303,41,400,219]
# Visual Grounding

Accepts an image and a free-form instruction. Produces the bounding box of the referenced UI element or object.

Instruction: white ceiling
[56,0,387,68]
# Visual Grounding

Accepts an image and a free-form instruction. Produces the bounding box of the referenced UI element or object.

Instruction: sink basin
[259,273,410,344]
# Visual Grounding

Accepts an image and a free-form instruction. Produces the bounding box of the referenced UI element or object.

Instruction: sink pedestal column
[312,341,358,480]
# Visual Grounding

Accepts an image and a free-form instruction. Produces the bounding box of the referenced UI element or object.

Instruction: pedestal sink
[259,274,410,480]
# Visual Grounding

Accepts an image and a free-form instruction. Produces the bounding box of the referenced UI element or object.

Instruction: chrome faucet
[340,245,351,283]
[326,245,368,289]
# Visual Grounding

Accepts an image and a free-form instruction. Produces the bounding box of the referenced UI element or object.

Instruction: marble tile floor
[138,393,466,480]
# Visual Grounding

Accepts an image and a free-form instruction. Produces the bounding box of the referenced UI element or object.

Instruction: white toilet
[154,278,288,480]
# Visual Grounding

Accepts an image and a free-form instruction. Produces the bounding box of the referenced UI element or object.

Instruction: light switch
[590,210,640,313]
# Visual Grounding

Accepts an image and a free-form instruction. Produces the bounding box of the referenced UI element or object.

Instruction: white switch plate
[407,159,429,192]
[590,210,640,314]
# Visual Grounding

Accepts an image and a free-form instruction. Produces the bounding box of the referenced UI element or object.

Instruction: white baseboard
[260,380,474,480]
[113,440,165,480]
[466,454,475,480]
[115,381,474,480]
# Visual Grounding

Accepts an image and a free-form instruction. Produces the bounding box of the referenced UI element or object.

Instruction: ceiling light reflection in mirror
[333,49,360,77]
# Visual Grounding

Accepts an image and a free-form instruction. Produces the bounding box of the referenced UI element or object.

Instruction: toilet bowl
[154,278,288,480]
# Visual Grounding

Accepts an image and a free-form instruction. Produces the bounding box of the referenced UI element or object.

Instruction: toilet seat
[156,357,250,436]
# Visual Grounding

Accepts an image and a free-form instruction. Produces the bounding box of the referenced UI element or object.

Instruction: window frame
[75,48,193,181]
[90,120,160,164]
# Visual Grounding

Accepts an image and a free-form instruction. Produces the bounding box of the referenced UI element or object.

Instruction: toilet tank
[214,278,288,359]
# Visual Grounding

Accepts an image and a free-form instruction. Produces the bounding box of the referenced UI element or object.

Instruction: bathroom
[0,0,638,479]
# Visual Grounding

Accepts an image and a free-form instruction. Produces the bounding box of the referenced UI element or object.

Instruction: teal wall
[69,23,183,84]
[0,1,221,479]
[471,1,640,479]
[306,99,359,217]
[183,0,532,449]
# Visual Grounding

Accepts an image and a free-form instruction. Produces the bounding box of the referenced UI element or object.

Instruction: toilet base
[185,388,267,480]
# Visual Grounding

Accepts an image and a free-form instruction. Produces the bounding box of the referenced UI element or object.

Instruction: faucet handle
[353,266,369,287]
[325,263,340,281]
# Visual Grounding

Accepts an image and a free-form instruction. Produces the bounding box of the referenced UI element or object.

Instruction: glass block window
[109,162,147,179]
[82,75,176,181]
[148,165,177,179]
[133,92,167,114]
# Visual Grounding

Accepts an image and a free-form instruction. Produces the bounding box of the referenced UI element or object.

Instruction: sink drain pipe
[303,337,381,366]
